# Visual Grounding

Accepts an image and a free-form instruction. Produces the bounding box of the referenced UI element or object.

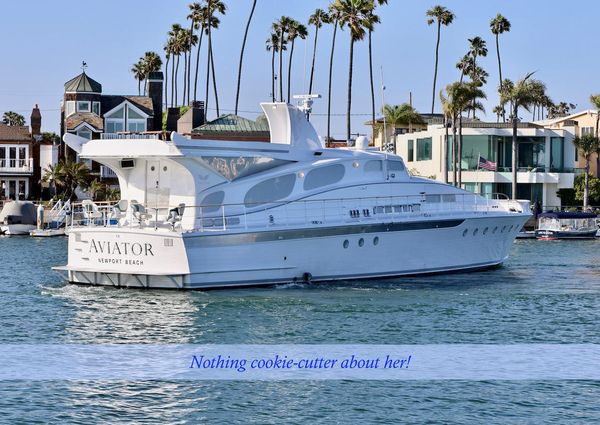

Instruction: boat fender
[302,272,312,282]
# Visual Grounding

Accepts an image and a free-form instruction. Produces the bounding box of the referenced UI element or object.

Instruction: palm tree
[187,2,203,104]
[456,54,474,83]
[234,0,257,115]
[382,103,425,136]
[493,105,504,122]
[42,163,64,198]
[88,179,105,201]
[500,73,541,199]
[307,9,330,99]
[426,5,455,114]
[2,111,25,126]
[591,94,600,138]
[490,14,511,121]
[273,16,292,102]
[367,1,386,134]
[131,60,146,95]
[326,5,341,142]
[266,32,282,102]
[142,51,163,92]
[286,19,308,103]
[458,83,486,186]
[163,42,172,108]
[168,24,183,106]
[204,0,226,117]
[573,135,600,209]
[440,84,460,185]
[54,161,90,201]
[334,0,375,142]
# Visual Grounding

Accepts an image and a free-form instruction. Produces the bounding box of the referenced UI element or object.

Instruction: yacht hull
[56,214,528,289]
[0,224,36,236]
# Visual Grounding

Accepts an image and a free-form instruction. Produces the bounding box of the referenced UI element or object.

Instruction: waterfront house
[366,113,445,149]
[394,120,578,207]
[0,105,57,200]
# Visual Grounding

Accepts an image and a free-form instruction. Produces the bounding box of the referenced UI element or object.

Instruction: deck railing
[67,194,528,234]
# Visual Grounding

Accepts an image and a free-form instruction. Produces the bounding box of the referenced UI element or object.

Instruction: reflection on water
[1,237,600,421]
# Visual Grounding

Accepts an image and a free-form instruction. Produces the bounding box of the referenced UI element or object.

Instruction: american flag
[478,155,497,171]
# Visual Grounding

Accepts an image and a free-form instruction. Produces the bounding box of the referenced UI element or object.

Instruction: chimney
[166,107,181,132]
[30,104,42,136]
[145,71,163,131]
[177,101,205,134]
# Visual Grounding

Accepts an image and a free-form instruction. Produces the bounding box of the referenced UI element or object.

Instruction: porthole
[150,166,155,171]
[502,226,506,233]
[343,240,349,249]
[373,236,379,246]
[493,227,498,234]
[163,166,168,172]
[358,238,364,247]
[483,227,488,235]
[462,229,468,237]
[509,225,513,232]
[352,161,360,168]
[473,228,479,236]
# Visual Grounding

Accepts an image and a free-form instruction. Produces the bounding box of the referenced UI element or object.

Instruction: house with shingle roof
[60,69,163,176]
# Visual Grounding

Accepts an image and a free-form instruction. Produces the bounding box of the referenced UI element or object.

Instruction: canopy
[538,211,597,219]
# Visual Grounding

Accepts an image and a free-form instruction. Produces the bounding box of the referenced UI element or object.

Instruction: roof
[539,211,597,219]
[192,114,270,134]
[65,112,103,132]
[0,123,31,141]
[101,95,154,116]
[365,113,445,126]
[64,72,102,93]
[538,109,598,126]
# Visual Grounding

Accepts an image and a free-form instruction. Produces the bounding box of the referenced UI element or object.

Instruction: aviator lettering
[89,240,154,257]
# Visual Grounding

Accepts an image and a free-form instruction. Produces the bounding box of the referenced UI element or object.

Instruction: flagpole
[477,152,481,195]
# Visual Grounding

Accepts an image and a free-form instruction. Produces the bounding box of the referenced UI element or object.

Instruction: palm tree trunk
[443,117,449,183]
[210,45,219,116]
[271,48,276,102]
[511,106,518,200]
[347,38,355,142]
[175,55,180,106]
[458,115,463,187]
[496,34,505,121]
[188,22,194,105]
[235,0,257,115]
[368,30,375,140]
[452,115,457,186]
[183,51,188,105]
[596,113,599,139]
[205,27,212,118]
[171,55,175,107]
[164,56,169,109]
[194,29,204,102]
[431,21,441,114]
[138,79,141,96]
[278,27,284,102]
[308,24,319,95]
[287,39,295,103]
[327,19,338,142]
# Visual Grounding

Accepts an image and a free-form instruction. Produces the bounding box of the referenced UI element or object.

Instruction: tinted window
[303,164,345,190]
[388,160,405,171]
[201,191,225,213]
[244,174,296,207]
[365,160,382,172]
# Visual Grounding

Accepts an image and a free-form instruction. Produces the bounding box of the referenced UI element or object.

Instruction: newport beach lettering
[88,239,154,266]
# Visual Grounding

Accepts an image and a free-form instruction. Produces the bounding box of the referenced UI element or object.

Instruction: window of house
[77,129,92,140]
[106,107,124,119]
[66,101,75,117]
[407,140,414,162]
[244,174,296,207]
[416,137,432,161]
[92,102,101,115]
[105,121,124,133]
[77,101,90,112]
[582,127,594,136]
[303,164,345,190]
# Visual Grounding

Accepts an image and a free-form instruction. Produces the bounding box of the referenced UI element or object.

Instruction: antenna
[380,66,390,152]
[293,94,321,119]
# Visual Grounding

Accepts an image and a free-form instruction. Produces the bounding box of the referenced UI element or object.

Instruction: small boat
[534,211,598,240]
[30,228,66,237]
[0,201,37,235]
[515,230,536,239]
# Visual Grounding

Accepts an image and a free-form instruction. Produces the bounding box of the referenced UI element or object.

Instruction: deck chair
[130,200,153,226]
[81,200,103,225]
[166,203,185,230]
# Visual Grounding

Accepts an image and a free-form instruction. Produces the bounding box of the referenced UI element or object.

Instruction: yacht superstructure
[55,103,530,289]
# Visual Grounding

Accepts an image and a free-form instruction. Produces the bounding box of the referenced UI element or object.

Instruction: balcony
[0,158,33,174]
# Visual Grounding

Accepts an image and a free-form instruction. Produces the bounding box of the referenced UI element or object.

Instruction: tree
[286,19,308,103]
[187,2,203,105]
[42,163,64,198]
[490,14,511,121]
[492,105,504,122]
[204,0,226,118]
[52,161,90,201]
[142,51,163,91]
[367,1,386,135]
[131,60,146,96]
[234,0,257,115]
[590,93,600,138]
[163,42,172,108]
[266,32,282,102]
[168,24,183,106]
[456,54,474,83]
[500,73,541,199]
[307,8,330,107]
[88,179,105,202]
[326,5,341,142]
[2,111,25,126]
[382,103,425,135]
[426,5,455,114]
[273,16,292,102]
[573,135,600,209]
[334,0,375,142]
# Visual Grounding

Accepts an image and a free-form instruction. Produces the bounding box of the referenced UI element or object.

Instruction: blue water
[1,236,600,423]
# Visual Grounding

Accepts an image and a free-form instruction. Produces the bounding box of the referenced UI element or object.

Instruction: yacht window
[201,156,293,181]
[442,194,456,202]
[425,194,441,203]
[365,160,382,172]
[388,160,405,171]
[244,174,296,207]
[303,164,345,191]
[200,191,225,213]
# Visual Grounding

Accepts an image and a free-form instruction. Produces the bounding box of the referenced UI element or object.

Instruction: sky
[1,0,599,138]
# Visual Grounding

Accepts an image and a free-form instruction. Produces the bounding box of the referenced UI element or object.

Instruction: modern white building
[395,121,579,207]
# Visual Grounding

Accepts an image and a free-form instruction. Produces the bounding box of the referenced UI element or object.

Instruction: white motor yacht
[54,102,530,289]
